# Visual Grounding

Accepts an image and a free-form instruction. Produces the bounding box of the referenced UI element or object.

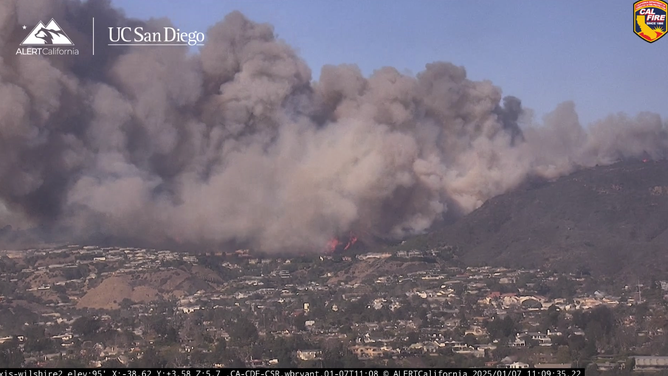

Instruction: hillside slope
[420,160,668,277]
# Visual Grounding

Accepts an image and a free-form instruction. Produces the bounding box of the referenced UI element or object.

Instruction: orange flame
[325,232,358,253]
[327,238,340,253]
[344,234,358,250]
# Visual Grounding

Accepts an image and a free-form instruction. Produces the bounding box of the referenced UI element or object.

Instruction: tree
[636,303,649,325]
[492,344,513,361]
[588,306,616,335]
[228,317,259,346]
[552,276,576,300]
[535,281,551,296]
[586,363,600,376]
[556,345,571,363]
[213,338,227,357]
[275,346,295,368]
[585,321,604,344]
[120,298,134,310]
[568,334,586,357]
[293,313,307,331]
[190,349,208,366]
[146,314,179,344]
[130,346,167,368]
[406,331,420,345]
[0,341,24,367]
[625,357,635,372]
[486,316,516,340]
[543,305,561,330]
[52,284,66,294]
[23,337,56,354]
[581,340,598,359]
[148,315,169,336]
[22,325,56,354]
[224,355,245,368]
[163,325,179,344]
[524,336,539,348]
[322,342,361,368]
[456,309,468,328]
[101,358,124,368]
[56,357,87,368]
[463,333,477,347]
[72,316,101,339]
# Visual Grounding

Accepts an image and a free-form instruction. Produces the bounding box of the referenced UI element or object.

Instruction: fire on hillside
[326,232,359,253]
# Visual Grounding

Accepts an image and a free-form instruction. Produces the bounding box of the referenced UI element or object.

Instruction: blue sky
[110,0,667,126]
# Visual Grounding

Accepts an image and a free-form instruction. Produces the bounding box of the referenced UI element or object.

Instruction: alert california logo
[634,0,667,43]
[16,18,80,55]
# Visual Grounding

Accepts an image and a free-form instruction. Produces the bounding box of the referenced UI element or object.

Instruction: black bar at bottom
[0,368,586,376]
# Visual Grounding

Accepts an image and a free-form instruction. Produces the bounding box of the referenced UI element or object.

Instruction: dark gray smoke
[1,0,667,252]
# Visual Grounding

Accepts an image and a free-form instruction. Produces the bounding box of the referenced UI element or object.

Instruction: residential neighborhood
[0,244,666,372]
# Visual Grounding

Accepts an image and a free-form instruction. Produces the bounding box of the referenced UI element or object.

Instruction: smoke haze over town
[1,0,667,252]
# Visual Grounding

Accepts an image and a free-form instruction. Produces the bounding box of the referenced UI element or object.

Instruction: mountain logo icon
[21,19,74,46]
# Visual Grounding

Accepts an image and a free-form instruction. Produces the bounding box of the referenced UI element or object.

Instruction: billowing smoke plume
[1,0,667,252]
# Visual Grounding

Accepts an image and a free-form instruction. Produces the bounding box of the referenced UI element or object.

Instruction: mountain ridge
[413,160,668,279]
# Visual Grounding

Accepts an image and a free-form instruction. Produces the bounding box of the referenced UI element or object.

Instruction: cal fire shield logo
[634,0,667,43]
[21,19,74,46]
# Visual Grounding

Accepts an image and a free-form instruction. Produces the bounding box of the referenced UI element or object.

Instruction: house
[634,356,668,370]
[350,346,384,359]
[357,253,392,260]
[465,326,488,337]
[535,363,572,369]
[547,329,563,337]
[296,349,322,361]
[179,305,200,314]
[451,344,485,358]
[422,341,440,353]
[510,336,526,347]
[363,332,391,344]
[524,332,553,347]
